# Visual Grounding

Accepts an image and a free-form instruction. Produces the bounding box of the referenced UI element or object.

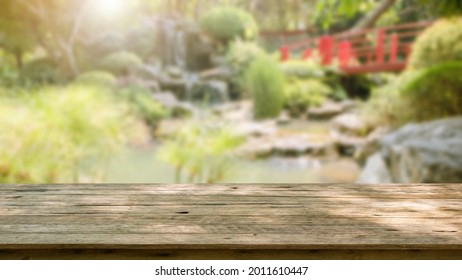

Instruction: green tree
[0,1,36,69]
[315,0,462,30]
[0,0,90,77]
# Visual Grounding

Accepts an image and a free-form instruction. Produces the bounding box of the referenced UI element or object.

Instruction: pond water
[96,115,362,184]
[103,145,361,184]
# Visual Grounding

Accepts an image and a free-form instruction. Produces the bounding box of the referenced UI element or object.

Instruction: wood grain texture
[0,184,461,259]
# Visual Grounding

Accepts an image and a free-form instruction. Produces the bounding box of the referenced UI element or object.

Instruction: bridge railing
[275,21,434,74]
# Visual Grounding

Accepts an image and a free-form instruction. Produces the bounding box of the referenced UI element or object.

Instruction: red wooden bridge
[270,21,434,74]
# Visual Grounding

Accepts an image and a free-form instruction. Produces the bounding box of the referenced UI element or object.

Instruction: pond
[103,145,361,184]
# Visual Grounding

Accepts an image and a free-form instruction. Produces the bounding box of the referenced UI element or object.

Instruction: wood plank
[0,223,459,236]
[1,233,462,249]
[0,184,460,260]
[1,249,461,260]
[1,205,459,218]
[2,195,461,205]
[0,215,459,227]
[2,183,460,191]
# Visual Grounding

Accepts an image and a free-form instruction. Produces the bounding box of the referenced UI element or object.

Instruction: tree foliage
[315,0,462,30]
[200,6,258,42]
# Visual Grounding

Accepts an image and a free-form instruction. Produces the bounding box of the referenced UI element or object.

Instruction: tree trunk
[352,0,397,31]
[14,50,23,70]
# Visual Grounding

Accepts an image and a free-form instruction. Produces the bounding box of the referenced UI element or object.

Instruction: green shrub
[19,58,65,84]
[281,60,326,80]
[117,86,168,127]
[409,18,462,70]
[75,71,117,87]
[244,54,285,119]
[282,59,347,101]
[285,79,332,116]
[0,51,18,87]
[225,40,265,90]
[98,51,143,76]
[361,72,414,126]
[200,7,258,42]
[364,19,462,126]
[158,119,244,183]
[401,61,462,121]
[0,85,134,183]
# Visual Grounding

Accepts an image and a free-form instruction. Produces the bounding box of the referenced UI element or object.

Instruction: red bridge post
[390,34,399,64]
[319,36,334,65]
[376,29,385,64]
[303,49,312,60]
[338,40,352,69]
[280,46,290,61]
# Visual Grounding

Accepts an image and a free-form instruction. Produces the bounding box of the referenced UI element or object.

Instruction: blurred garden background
[0,0,461,184]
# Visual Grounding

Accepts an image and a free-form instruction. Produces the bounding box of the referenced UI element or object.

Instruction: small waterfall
[154,15,228,105]
[174,30,187,70]
[184,72,199,101]
[157,16,188,71]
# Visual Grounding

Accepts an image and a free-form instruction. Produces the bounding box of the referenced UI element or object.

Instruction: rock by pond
[331,113,370,137]
[153,92,196,118]
[190,80,229,104]
[308,101,344,120]
[359,117,462,183]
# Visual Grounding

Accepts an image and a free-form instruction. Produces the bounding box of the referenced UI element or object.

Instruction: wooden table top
[0,184,461,259]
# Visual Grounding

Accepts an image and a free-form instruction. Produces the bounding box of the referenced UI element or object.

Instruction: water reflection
[104,146,360,184]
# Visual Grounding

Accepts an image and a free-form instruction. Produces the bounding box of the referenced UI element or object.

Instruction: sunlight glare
[95,0,125,17]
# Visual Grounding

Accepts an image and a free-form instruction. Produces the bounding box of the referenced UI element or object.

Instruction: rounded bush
[361,72,425,126]
[225,40,265,92]
[285,79,332,116]
[244,54,285,119]
[75,71,117,87]
[409,18,462,70]
[98,51,143,76]
[401,61,462,122]
[20,58,64,84]
[200,7,258,42]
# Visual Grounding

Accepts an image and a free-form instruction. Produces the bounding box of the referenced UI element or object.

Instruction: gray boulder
[359,117,462,183]
[357,153,393,183]
[331,113,370,137]
[190,80,229,104]
[153,92,195,118]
